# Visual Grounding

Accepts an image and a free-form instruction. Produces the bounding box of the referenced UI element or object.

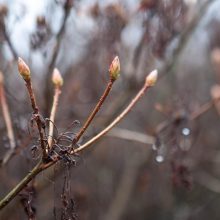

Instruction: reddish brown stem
[73,82,150,154]
[48,87,61,149]
[72,79,115,145]
[0,73,16,165]
[0,159,56,210]
[25,81,47,158]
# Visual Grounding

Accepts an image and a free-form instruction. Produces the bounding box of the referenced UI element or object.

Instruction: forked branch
[73,70,158,154]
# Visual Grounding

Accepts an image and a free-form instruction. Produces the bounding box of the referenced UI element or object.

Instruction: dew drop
[182,128,190,136]
[155,155,164,163]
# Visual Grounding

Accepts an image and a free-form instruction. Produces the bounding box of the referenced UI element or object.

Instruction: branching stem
[73,82,150,154]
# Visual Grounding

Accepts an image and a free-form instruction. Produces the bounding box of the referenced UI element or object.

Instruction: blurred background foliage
[1,0,220,219]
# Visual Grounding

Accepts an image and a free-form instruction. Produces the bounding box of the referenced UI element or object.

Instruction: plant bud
[145,69,158,87]
[52,68,63,87]
[17,57,31,81]
[109,56,120,81]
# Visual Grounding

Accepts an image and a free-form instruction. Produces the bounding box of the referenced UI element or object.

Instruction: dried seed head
[17,57,31,81]
[52,68,63,87]
[109,56,120,81]
[0,71,4,84]
[145,69,158,87]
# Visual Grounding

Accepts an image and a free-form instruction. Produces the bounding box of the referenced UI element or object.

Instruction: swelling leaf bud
[145,69,158,87]
[52,68,63,87]
[109,56,120,81]
[17,57,31,81]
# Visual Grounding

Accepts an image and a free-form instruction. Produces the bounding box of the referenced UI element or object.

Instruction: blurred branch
[160,0,214,78]
[44,0,73,115]
[156,100,215,135]
[196,171,220,194]
[104,149,151,220]
[107,127,155,145]
[3,27,18,60]
[0,4,18,60]
[0,72,16,166]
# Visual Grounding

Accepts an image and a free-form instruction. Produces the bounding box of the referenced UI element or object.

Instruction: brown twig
[2,27,18,60]
[107,127,155,145]
[0,70,157,211]
[73,70,158,154]
[0,159,55,210]
[44,0,73,115]
[48,69,63,149]
[72,56,120,146]
[0,72,16,165]
[25,80,47,158]
[190,101,214,121]
[18,58,47,159]
[72,80,114,145]
[0,7,18,60]
[160,0,214,79]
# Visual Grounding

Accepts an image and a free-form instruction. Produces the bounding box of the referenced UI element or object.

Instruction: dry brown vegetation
[1,0,220,219]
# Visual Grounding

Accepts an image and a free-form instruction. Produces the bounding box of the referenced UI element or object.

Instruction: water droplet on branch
[155,155,164,163]
[182,128,190,136]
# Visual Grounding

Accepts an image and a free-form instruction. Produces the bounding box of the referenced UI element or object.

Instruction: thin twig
[44,1,73,115]
[0,70,157,211]
[0,72,16,165]
[0,160,51,210]
[72,56,120,146]
[190,101,214,121]
[0,14,18,60]
[72,79,115,145]
[3,28,18,60]
[48,69,63,149]
[107,127,155,145]
[48,88,61,149]
[160,0,214,79]
[25,81,47,158]
[73,70,157,154]
[18,58,47,158]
